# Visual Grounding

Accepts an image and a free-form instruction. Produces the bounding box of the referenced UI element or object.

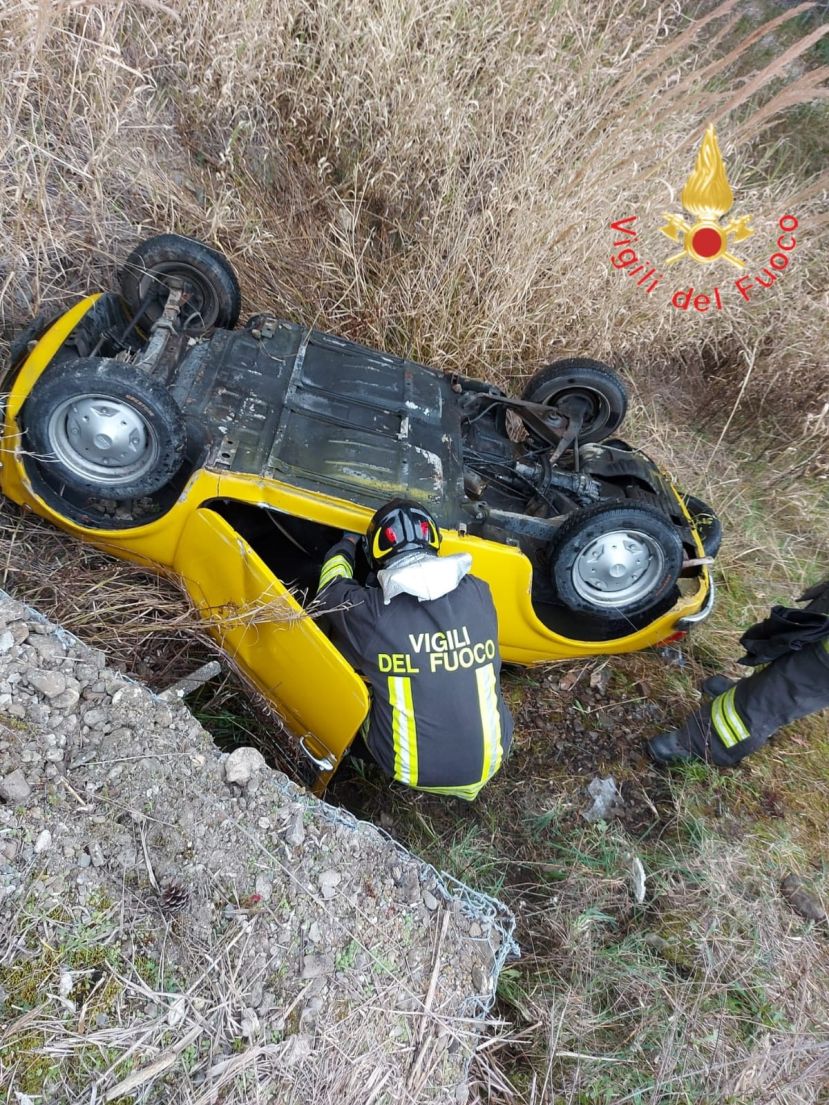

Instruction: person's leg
[650,640,829,766]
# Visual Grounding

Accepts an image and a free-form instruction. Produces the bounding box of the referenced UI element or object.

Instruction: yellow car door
[173,507,369,786]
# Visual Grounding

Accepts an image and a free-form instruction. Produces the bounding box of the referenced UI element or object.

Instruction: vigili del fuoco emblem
[660,125,753,268]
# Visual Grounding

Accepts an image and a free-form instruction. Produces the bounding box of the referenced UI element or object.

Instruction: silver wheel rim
[572,528,665,609]
[46,394,159,486]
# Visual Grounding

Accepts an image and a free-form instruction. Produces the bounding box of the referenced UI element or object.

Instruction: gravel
[0,590,515,1103]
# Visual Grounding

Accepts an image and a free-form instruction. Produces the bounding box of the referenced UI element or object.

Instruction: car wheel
[521,358,628,443]
[119,233,241,333]
[682,494,722,559]
[23,357,186,499]
[8,310,63,371]
[547,501,684,618]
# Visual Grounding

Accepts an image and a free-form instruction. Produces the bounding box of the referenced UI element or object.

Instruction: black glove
[738,604,829,666]
[322,531,361,567]
[799,576,829,615]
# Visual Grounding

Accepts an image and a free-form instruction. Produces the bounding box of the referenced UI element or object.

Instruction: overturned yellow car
[1,234,718,787]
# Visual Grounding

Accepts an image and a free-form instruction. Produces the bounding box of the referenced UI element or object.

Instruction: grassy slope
[1,1,828,1101]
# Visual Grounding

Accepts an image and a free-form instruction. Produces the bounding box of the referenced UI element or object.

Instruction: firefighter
[317,498,513,799]
[648,577,829,766]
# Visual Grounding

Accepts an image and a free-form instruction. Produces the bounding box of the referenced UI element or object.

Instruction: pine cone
[160,881,190,916]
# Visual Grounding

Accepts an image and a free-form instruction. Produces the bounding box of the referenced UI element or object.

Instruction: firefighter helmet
[366,499,441,568]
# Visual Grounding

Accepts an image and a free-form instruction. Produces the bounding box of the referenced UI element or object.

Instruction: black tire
[521,358,628,444]
[8,310,63,371]
[682,494,722,559]
[22,357,186,499]
[547,501,684,619]
[119,233,241,333]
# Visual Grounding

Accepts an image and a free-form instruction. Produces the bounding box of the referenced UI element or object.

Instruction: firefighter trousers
[681,639,829,766]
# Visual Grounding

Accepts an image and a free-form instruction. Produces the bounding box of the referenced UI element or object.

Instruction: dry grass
[478,828,829,1103]
[0,506,203,680]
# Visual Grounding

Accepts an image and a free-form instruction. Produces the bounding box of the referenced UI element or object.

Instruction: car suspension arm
[133,281,185,375]
[463,391,570,448]
[462,501,566,541]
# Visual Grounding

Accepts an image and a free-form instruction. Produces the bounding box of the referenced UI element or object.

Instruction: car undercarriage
[9,234,719,644]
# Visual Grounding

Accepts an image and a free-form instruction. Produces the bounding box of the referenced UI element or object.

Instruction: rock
[0,590,511,1100]
[27,670,67,699]
[299,994,323,1029]
[7,621,29,645]
[280,1034,313,1064]
[0,769,31,802]
[400,868,421,905]
[27,635,65,661]
[107,727,133,745]
[471,965,489,992]
[589,666,609,692]
[422,889,440,911]
[240,1007,260,1039]
[318,870,341,900]
[254,874,273,901]
[167,996,187,1027]
[224,747,266,786]
[468,922,482,939]
[300,955,332,980]
[285,807,306,847]
[248,976,265,1010]
[111,685,143,709]
[0,630,14,653]
[780,873,826,922]
[643,932,669,952]
[51,688,81,710]
[82,707,109,729]
[582,776,624,822]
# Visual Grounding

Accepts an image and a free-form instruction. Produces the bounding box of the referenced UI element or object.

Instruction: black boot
[647,730,698,765]
[700,674,737,698]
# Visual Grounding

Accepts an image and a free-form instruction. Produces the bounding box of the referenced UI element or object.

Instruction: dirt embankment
[0,590,514,1103]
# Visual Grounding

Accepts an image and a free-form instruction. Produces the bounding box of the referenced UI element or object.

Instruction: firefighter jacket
[318,540,513,799]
